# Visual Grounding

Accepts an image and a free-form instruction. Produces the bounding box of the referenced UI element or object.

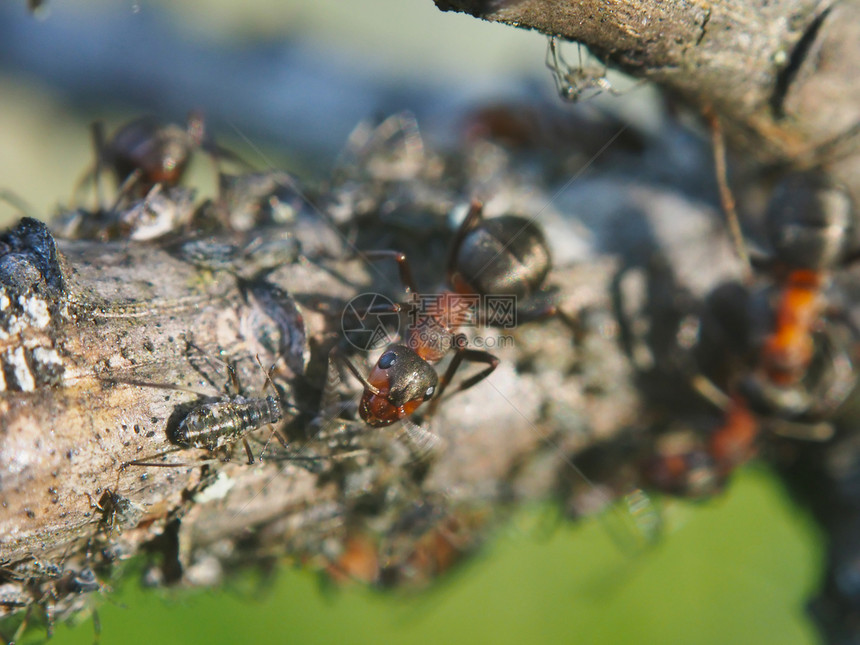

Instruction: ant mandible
[340,200,561,429]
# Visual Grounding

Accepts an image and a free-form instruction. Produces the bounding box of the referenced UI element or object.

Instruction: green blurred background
[50,470,821,645]
[0,2,824,643]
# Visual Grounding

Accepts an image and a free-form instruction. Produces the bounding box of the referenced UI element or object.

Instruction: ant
[545,37,622,102]
[65,113,249,241]
[645,157,858,495]
[89,112,208,199]
[338,199,572,434]
[62,114,207,241]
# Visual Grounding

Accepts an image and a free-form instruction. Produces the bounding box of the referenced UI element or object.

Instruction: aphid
[83,486,146,540]
[54,182,197,242]
[119,349,290,469]
[0,557,105,644]
[545,37,621,103]
[172,388,283,455]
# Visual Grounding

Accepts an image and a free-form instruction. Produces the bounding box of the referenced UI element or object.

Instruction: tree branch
[434,0,860,203]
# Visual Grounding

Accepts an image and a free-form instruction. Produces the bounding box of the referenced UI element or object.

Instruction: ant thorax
[404,291,476,363]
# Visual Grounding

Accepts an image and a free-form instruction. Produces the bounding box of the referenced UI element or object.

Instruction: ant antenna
[336,351,382,397]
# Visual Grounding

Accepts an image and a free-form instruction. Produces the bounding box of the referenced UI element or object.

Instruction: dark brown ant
[91,113,207,198]
[646,161,858,495]
[76,112,246,211]
[339,199,573,432]
[61,114,220,242]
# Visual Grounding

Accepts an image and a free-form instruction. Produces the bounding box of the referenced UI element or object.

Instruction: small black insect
[545,37,622,102]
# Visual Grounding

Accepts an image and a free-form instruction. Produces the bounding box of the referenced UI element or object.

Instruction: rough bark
[3,0,860,638]
[2,110,739,634]
[434,0,860,207]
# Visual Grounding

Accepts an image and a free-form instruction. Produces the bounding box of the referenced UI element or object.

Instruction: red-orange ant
[645,128,858,495]
[338,201,567,438]
[337,199,572,435]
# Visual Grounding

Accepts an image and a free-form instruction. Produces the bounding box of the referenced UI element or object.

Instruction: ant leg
[90,121,111,212]
[513,292,583,335]
[427,345,499,417]
[67,122,105,210]
[341,299,402,323]
[0,190,40,219]
[446,200,484,283]
[242,438,255,465]
[361,250,419,295]
[706,109,753,283]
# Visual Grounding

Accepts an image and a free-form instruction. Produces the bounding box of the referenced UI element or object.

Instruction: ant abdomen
[106,117,200,191]
[450,214,550,299]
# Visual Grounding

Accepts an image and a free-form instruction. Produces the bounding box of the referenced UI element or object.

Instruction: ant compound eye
[424,385,435,401]
[378,351,397,369]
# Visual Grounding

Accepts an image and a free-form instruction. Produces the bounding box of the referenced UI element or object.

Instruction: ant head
[106,117,198,191]
[765,171,854,271]
[359,344,438,427]
[450,214,551,298]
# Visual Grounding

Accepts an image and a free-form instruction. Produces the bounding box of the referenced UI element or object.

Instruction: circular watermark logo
[341,292,401,351]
